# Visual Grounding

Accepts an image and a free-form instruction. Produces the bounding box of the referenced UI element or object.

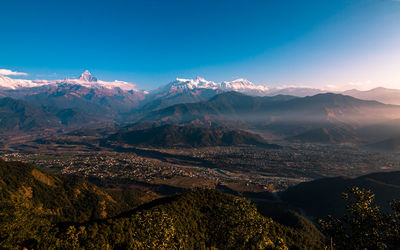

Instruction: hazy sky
[1,0,399,90]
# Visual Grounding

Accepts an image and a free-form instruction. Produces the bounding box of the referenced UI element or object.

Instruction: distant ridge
[107,124,281,148]
[0,97,60,132]
[343,87,400,105]
[367,136,400,152]
[288,126,359,143]
[136,92,400,143]
[0,97,106,133]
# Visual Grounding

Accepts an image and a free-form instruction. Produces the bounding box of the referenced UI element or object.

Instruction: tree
[319,187,400,249]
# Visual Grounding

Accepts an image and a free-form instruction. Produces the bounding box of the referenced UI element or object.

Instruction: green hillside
[0,159,141,223]
[0,159,323,249]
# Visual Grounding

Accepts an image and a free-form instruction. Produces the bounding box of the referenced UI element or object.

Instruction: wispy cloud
[0,69,28,76]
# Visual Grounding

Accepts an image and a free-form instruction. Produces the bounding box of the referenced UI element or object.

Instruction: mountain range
[2,71,400,148]
[134,91,400,144]
[0,70,138,91]
[0,71,145,118]
[3,91,400,148]
[2,70,400,104]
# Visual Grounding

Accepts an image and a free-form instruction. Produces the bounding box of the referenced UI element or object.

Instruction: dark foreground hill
[107,124,281,148]
[282,171,400,219]
[0,160,323,249]
[0,159,141,223]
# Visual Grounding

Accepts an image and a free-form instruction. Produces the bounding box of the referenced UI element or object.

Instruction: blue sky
[1,0,399,90]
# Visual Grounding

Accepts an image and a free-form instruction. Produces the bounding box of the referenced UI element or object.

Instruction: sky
[1,0,399,90]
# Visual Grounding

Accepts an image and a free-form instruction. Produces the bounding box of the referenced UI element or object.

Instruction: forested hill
[282,171,400,218]
[0,159,323,249]
[0,159,147,225]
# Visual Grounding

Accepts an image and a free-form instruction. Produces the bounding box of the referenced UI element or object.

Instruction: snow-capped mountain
[79,70,97,82]
[152,77,270,96]
[153,77,219,94]
[141,76,330,111]
[151,77,325,97]
[59,71,138,91]
[220,78,269,96]
[0,71,145,119]
[1,70,326,98]
[0,70,138,92]
[0,75,51,89]
[138,77,272,111]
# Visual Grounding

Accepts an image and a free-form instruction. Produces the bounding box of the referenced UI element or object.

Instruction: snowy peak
[171,77,220,90]
[0,75,51,89]
[79,70,97,82]
[151,77,219,95]
[232,78,256,87]
[60,70,138,91]
[154,77,269,96]
[221,78,268,92]
[0,70,138,92]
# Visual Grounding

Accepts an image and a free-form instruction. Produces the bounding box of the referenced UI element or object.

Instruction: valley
[2,73,400,202]
[3,142,399,194]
